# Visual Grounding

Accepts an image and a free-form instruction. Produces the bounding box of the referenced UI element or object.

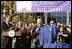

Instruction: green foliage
[12,15,20,23]
[12,14,37,24]
[1,1,38,24]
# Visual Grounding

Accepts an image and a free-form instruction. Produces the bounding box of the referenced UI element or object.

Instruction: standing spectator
[57,23,61,32]
[65,26,71,44]
[21,23,31,48]
[15,21,24,48]
[57,26,68,43]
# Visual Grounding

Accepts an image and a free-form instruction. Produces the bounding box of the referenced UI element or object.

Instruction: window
[69,12,71,25]
[63,16,67,26]
[56,16,62,24]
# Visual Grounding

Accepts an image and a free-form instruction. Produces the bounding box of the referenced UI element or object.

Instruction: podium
[2,31,21,48]
[2,31,21,37]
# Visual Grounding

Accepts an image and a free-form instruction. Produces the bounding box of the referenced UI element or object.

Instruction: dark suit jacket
[2,21,13,48]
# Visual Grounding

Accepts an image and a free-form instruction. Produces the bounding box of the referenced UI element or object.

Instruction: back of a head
[60,24,64,26]
[50,20,54,25]
[65,26,71,32]
[57,23,60,26]
[37,18,43,27]
[37,18,42,23]
[69,25,71,28]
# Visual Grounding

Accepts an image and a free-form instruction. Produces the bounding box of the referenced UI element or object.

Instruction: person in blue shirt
[36,19,57,48]
[49,20,58,43]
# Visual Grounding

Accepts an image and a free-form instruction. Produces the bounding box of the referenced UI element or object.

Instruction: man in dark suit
[1,15,14,48]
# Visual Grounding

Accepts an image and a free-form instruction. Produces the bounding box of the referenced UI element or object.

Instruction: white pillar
[66,12,69,26]
[44,12,47,24]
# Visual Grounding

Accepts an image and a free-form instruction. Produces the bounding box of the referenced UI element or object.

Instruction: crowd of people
[1,15,71,48]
